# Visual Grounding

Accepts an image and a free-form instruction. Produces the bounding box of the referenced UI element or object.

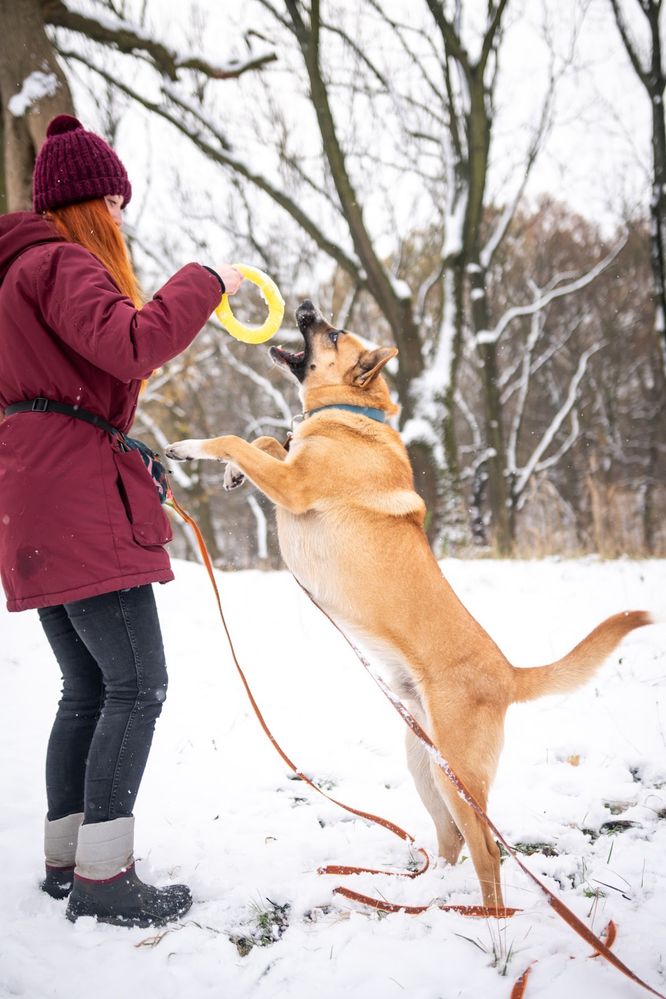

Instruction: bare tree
[0,0,75,211]
[25,1,584,553]
[0,0,276,212]
[609,0,666,377]
[3,0,660,561]
[0,0,280,563]
[464,200,666,556]
[39,0,458,539]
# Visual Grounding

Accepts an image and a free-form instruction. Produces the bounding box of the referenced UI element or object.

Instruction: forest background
[1,0,664,567]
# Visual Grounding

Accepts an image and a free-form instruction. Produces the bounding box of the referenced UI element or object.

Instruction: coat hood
[0,212,63,284]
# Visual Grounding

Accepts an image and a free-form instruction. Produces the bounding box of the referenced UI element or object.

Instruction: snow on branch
[8,70,60,117]
[506,309,544,476]
[476,238,625,347]
[42,0,276,82]
[58,48,363,283]
[416,262,445,329]
[247,495,268,561]
[454,388,481,446]
[217,337,293,426]
[516,412,580,512]
[500,319,581,403]
[513,343,603,501]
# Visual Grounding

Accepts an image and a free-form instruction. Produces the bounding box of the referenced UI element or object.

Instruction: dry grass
[513,477,666,559]
[457,476,666,559]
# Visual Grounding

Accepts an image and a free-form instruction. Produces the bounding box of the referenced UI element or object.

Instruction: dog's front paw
[166,439,204,462]
[223,462,246,490]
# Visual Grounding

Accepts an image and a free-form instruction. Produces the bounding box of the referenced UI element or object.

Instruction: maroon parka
[0,211,222,612]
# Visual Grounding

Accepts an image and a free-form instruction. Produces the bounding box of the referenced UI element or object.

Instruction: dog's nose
[296,300,320,330]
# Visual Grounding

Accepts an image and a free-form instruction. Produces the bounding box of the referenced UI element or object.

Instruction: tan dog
[167,300,652,909]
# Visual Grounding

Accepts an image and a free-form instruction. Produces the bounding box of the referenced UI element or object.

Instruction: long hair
[46,199,142,307]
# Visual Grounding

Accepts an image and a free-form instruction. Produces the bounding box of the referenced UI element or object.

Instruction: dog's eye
[328,331,339,345]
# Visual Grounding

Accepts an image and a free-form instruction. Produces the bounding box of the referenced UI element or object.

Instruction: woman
[0,114,242,927]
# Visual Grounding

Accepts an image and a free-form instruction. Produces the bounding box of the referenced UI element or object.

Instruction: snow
[388,276,412,301]
[400,414,440,450]
[8,71,59,117]
[2,557,666,999]
[443,195,467,261]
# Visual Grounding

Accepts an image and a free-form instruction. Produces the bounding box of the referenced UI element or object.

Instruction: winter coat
[0,211,222,612]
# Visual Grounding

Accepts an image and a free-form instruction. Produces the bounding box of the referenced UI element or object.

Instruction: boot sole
[66,895,193,928]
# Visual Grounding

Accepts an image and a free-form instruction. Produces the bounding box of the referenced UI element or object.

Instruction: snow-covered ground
[1,557,665,999]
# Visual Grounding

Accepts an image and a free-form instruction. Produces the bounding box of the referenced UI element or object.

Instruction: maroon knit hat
[33,114,132,214]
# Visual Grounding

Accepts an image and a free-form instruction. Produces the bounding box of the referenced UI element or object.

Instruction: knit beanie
[33,114,132,214]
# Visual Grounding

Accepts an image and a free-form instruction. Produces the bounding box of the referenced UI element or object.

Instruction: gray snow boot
[41,812,83,900]
[65,816,192,928]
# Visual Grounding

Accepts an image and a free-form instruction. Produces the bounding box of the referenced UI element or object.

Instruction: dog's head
[269,301,399,414]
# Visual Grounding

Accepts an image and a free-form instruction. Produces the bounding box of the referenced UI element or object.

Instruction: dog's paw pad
[223,464,245,490]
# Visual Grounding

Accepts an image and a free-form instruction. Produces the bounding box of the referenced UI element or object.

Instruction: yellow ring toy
[215,263,285,344]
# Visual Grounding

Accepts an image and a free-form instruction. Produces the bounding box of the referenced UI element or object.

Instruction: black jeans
[38,585,168,824]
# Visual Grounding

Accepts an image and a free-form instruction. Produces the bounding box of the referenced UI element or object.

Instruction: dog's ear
[353,346,398,386]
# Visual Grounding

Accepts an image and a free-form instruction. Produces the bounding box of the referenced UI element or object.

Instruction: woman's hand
[215,264,244,295]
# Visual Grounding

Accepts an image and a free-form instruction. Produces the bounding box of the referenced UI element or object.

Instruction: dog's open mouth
[269,344,307,381]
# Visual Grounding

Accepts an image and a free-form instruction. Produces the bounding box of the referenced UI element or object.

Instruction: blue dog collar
[305,404,386,423]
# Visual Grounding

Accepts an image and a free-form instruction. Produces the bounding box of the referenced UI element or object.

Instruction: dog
[166,300,652,909]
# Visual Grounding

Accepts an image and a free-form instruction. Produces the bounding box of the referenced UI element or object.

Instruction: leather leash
[168,493,665,999]
[167,498,431,884]
[168,494,513,917]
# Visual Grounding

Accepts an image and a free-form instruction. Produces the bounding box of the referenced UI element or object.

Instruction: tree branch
[514,344,603,500]
[480,58,556,269]
[282,0,418,346]
[424,0,471,73]
[42,0,276,81]
[476,238,626,346]
[57,48,364,285]
[608,0,649,87]
[478,0,509,74]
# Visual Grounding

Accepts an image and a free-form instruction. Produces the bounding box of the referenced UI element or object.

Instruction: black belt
[3,397,122,437]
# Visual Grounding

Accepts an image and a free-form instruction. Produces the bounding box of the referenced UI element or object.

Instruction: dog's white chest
[276,509,335,598]
[275,508,421,702]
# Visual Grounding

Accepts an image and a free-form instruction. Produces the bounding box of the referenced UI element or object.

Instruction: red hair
[46,198,142,307]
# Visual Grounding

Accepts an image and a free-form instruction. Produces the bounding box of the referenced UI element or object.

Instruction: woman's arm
[33,242,223,382]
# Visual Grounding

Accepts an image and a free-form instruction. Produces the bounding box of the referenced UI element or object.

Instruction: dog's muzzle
[295,300,322,331]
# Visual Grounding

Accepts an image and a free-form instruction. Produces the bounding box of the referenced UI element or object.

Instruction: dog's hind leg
[406,727,463,864]
[426,705,506,909]
[440,790,503,909]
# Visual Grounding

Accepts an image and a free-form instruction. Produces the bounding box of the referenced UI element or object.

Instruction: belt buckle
[31,397,49,412]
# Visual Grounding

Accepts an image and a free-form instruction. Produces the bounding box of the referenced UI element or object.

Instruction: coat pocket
[114,449,173,547]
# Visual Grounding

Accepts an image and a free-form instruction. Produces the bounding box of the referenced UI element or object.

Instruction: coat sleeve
[32,242,222,382]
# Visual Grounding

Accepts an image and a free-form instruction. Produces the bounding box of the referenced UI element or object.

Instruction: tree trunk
[469,253,513,555]
[285,2,448,542]
[438,262,470,550]
[478,339,512,554]
[647,2,666,375]
[610,0,666,376]
[0,98,6,214]
[641,396,664,553]
[0,0,74,211]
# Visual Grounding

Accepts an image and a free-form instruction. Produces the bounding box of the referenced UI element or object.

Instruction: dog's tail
[511,611,653,703]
